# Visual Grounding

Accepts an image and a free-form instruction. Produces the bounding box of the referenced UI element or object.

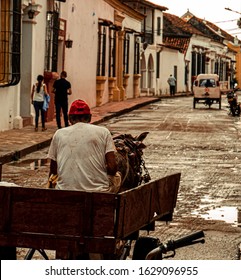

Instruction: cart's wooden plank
[151,173,180,220]
[116,182,153,238]
[91,192,118,237]
[116,173,181,238]
[0,187,118,238]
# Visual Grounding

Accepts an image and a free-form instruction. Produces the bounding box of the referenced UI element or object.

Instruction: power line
[214,19,238,24]
[230,31,241,35]
[226,28,241,31]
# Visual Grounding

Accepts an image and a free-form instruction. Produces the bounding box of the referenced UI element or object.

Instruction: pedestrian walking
[52,71,72,129]
[31,74,49,132]
[167,74,176,96]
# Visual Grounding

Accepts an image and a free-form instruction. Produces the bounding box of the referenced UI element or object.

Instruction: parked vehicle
[227,88,240,116]
[193,74,221,109]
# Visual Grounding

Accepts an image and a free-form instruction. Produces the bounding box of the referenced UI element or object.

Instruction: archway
[141,53,147,94]
[148,54,154,95]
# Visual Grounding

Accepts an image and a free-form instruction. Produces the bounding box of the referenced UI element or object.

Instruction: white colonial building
[0,0,239,132]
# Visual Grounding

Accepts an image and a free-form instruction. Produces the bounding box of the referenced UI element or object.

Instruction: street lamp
[28,9,35,19]
[65,37,73,48]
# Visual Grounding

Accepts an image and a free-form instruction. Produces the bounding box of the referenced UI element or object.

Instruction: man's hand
[49,159,57,177]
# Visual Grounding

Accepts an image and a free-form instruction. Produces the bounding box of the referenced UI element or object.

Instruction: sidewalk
[0,96,162,165]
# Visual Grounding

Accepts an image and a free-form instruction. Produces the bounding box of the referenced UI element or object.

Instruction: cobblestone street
[1,95,241,260]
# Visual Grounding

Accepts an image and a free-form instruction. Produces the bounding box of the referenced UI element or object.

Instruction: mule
[113,132,151,192]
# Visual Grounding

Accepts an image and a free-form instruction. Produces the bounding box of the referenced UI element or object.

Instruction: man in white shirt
[167,74,176,96]
[47,99,120,192]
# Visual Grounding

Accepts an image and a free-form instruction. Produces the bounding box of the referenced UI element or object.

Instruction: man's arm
[105,151,117,175]
[52,80,56,93]
[67,87,72,95]
[49,159,57,177]
[67,82,72,95]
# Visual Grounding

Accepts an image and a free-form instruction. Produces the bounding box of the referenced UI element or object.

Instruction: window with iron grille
[123,33,130,74]
[214,60,219,76]
[108,27,116,77]
[97,24,107,76]
[134,37,140,74]
[197,53,201,75]
[0,0,21,87]
[219,60,224,81]
[45,11,59,72]
[157,17,161,36]
[201,53,206,73]
[191,51,196,76]
[156,51,160,78]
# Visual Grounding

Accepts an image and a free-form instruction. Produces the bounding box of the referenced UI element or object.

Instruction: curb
[92,97,161,125]
[0,140,52,165]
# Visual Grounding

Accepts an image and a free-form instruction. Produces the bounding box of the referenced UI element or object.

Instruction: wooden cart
[0,173,180,260]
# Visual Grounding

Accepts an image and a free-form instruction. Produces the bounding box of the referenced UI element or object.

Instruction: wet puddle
[9,158,48,170]
[192,206,241,227]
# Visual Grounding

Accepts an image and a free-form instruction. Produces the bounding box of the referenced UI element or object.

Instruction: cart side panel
[116,182,153,238]
[152,173,181,220]
[88,192,117,237]
[0,187,117,250]
[5,188,89,236]
[116,173,181,238]
[0,187,10,232]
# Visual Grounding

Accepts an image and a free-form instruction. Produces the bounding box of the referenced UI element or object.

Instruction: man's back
[48,122,115,192]
[168,76,176,86]
[53,78,71,102]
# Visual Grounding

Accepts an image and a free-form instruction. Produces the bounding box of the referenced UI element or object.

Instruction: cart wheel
[219,98,222,110]
[193,98,196,109]
[132,236,160,260]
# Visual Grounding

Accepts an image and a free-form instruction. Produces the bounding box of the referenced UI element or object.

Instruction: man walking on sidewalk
[52,71,72,129]
[167,74,176,96]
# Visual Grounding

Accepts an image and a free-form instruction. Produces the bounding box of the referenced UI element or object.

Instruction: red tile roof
[162,13,203,55]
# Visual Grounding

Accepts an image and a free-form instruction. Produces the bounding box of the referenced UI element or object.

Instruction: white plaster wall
[123,16,142,33]
[27,0,48,120]
[31,2,47,81]
[59,0,115,108]
[0,86,20,131]
[0,0,48,131]
[141,46,157,92]
[60,0,142,107]
[154,9,163,45]
[159,48,186,95]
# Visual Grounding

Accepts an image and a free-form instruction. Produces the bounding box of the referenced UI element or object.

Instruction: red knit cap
[69,99,91,115]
